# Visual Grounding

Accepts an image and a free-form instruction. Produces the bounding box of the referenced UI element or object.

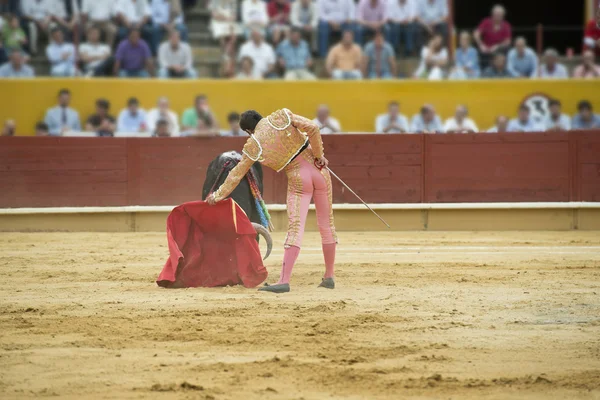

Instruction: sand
[1,231,599,400]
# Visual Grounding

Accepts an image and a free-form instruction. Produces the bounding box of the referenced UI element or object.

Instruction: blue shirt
[150,0,184,25]
[117,109,148,132]
[416,0,448,24]
[571,113,600,130]
[0,62,35,77]
[507,47,538,78]
[364,41,395,77]
[410,114,443,133]
[507,118,543,132]
[44,106,81,135]
[454,46,479,77]
[276,39,311,70]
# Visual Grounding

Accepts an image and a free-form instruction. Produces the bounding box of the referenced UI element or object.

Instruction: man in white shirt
[241,0,269,37]
[117,97,148,132]
[79,26,112,76]
[113,0,152,44]
[316,0,357,57]
[443,105,479,133]
[46,28,77,76]
[146,96,180,136]
[544,99,571,131]
[375,101,409,133]
[82,0,118,46]
[537,48,569,79]
[313,104,342,134]
[507,105,544,132]
[149,0,188,55]
[158,30,196,78]
[385,0,416,56]
[237,29,276,78]
[21,0,52,54]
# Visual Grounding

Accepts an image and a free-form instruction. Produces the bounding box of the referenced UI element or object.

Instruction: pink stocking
[322,243,336,279]
[277,245,300,284]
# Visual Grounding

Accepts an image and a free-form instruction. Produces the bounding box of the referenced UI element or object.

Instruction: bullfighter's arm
[291,112,324,159]
[211,154,254,202]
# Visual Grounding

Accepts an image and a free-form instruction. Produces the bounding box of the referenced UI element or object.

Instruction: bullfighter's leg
[312,162,338,288]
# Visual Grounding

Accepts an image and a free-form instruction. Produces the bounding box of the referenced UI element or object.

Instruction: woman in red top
[473,5,512,66]
[267,0,291,44]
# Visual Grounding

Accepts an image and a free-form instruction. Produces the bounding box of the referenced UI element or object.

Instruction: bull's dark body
[202,151,264,225]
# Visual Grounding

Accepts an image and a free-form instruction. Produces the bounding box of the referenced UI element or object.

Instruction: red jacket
[267,0,290,22]
[584,19,600,56]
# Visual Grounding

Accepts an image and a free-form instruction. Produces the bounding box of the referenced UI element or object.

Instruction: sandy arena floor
[1,231,600,400]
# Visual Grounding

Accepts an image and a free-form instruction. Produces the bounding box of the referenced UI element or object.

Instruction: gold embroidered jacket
[212,108,324,202]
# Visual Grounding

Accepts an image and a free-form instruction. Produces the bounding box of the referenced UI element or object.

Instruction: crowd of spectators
[2,87,599,137]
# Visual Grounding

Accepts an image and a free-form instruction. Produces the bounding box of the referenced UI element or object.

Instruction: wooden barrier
[1,132,599,208]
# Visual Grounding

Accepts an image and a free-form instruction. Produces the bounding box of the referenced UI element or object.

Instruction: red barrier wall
[1,132,599,208]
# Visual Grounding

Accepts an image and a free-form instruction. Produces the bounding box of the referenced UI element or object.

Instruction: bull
[202,151,273,259]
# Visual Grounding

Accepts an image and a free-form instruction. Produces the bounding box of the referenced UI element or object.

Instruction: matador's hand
[315,156,329,169]
[206,193,218,205]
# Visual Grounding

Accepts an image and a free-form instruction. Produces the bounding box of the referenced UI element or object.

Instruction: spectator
[221,112,244,136]
[356,0,387,45]
[415,0,448,47]
[449,31,480,79]
[48,0,79,38]
[21,0,51,54]
[385,0,416,56]
[46,28,77,76]
[181,95,220,136]
[79,26,113,76]
[375,101,408,133]
[146,96,180,136]
[410,104,443,133]
[43,89,81,136]
[317,0,356,58]
[326,29,363,80]
[150,0,188,55]
[487,115,509,133]
[290,0,318,51]
[362,28,396,79]
[1,119,16,136]
[507,105,543,132]
[235,55,262,79]
[154,119,171,136]
[241,0,269,37]
[117,97,148,132]
[210,0,242,46]
[277,27,315,80]
[573,50,600,79]
[267,0,291,44]
[544,99,571,131]
[443,105,479,133]
[313,104,341,134]
[413,34,447,80]
[583,7,600,57]
[473,5,512,67]
[114,28,154,77]
[572,100,600,130]
[158,30,196,78]
[35,121,49,136]
[506,37,537,78]
[0,50,35,77]
[238,29,275,78]
[537,48,568,79]
[2,14,28,53]
[81,0,118,46]
[85,98,116,136]
[482,52,515,78]
[113,0,152,44]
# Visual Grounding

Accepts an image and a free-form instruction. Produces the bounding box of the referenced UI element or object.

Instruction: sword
[326,167,391,229]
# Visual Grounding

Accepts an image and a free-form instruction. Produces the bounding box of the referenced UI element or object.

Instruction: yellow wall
[1,79,599,135]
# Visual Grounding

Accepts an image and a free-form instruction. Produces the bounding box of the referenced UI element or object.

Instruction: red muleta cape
[156,199,268,288]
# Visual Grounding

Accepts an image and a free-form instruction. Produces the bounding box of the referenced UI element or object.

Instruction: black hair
[156,119,169,127]
[227,112,240,123]
[239,110,263,132]
[389,101,399,107]
[35,122,49,131]
[577,100,592,112]
[127,97,139,106]
[548,99,561,107]
[59,88,70,96]
[96,98,110,110]
[195,94,207,104]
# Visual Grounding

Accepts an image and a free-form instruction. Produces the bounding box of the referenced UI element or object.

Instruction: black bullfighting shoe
[258,283,290,293]
[318,278,335,289]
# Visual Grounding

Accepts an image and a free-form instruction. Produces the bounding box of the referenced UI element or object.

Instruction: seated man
[487,115,509,133]
[506,36,538,78]
[572,100,600,130]
[443,105,479,133]
[21,0,52,54]
[79,26,113,76]
[150,0,189,55]
[326,30,363,80]
[114,28,154,77]
[48,0,79,38]
[117,97,148,132]
[375,101,409,133]
[158,30,196,78]
[537,48,569,79]
[146,96,180,136]
[290,0,318,52]
[313,104,342,134]
[35,122,50,136]
[154,119,172,136]
[507,105,543,132]
[220,112,244,136]
[0,51,35,77]
[113,0,153,44]
[43,88,81,136]
[362,29,396,79]
[46,28,77,77]
[276,27,315,80]
[544,99,571,131]
[356,0,387,45]
[415,0,448,47]
[385,0,417,56]
[81,0,118,46]
[573,50,600,78]
[85,98,116,136]
[2,14,28,54]
[237,29,276,78]
[317,0,357,57]
[410,104,443,133]
[482,52,515,78]
[181,94,220,136]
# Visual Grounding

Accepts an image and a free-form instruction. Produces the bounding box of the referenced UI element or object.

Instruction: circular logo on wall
[521,93,552,124]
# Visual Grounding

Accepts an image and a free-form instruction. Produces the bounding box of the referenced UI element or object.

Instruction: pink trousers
[284,151,337,248]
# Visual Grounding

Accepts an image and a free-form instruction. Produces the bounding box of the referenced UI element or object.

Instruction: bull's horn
[252,223,273,260]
